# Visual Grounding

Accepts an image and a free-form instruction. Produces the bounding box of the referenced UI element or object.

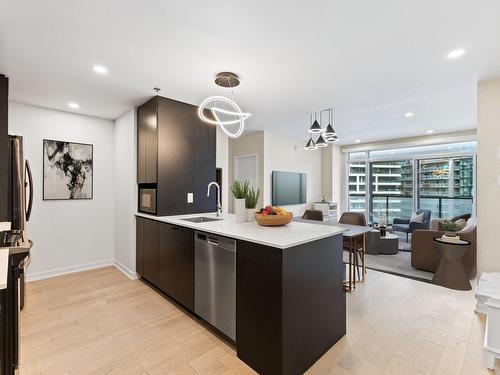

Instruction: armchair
[393,209,431,242]
[411,218,476,278]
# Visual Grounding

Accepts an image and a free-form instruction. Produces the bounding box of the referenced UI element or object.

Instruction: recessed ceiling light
[355,139,361,143]
[68,102,80,109]
[426,129,434,134]
[446,48,466,59]
[92,65,108,74]
[404,112,414,118]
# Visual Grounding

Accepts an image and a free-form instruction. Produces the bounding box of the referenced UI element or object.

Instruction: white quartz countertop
[0,248,9,290]
[136,212,346,249]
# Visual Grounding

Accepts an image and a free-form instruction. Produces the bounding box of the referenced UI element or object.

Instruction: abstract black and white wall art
[43,139,93,200]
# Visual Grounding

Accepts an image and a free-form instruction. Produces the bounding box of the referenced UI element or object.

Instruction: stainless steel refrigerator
[8,135,33,233]
[0,135,33,375]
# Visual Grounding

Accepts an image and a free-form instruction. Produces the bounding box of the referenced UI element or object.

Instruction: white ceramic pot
[234,198,247,222]
[247,208,256,222]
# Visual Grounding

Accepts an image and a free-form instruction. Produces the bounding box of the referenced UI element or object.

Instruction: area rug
[343,250,434,283]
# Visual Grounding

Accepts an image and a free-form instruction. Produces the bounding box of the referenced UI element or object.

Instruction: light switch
[497,176,500,188]
[497,148,500,159]
[187,193,194,203]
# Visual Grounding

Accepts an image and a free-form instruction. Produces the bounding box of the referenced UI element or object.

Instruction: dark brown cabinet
[137,98,157,184]
[136,217,194,312]
[141,218,161,287]
[137,96,216,216]
[160,224,194,311]
[159,228,175,297]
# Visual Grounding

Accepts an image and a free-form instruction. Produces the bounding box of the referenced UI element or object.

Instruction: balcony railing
[348,193,473,224]
[418,195,473,219]
[370,194,413,224]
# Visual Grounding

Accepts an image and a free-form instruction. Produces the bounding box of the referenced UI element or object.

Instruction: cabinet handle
[170,226,180,230]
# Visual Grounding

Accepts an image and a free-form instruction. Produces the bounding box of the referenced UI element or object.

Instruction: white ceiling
[1,0,499,144]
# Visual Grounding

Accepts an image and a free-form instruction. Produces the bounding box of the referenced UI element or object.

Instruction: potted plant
[443,220,459,238]
[245,187,261,222]
[231,180,249,223]
[375,212,388,237]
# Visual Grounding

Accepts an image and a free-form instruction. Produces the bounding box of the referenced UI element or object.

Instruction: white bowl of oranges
[254,205,293,226]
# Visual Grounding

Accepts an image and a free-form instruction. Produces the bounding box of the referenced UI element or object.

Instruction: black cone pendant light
[309,112,322,133]
[324,109,337,138]
[304,137,316,150]
[316,134,327,147]
[305,114,318,150]
[305,109,339,149]
[315,111,327,147]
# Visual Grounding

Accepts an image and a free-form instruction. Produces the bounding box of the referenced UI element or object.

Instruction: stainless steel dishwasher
[195,231,236,340]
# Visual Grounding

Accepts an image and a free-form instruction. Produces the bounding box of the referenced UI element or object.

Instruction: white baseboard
[113,259,138,280]
[25,259,114,282]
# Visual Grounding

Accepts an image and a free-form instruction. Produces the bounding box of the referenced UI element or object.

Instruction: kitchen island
[135,212,346,375]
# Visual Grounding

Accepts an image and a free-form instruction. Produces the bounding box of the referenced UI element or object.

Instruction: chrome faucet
[207,182,222,217]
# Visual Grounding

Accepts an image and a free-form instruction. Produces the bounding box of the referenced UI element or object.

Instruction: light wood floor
[20,266,493,375]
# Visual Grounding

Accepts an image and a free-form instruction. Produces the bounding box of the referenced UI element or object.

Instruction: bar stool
[339,212,366,281]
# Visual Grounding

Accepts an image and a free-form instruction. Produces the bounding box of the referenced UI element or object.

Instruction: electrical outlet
[187,193,194,203]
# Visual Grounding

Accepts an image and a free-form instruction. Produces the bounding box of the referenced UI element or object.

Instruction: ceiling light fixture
[315,112,327,147]
[309,112,322,133]
[198,96,250,138]
[426,129,434,134]
[304,137,317,150]
[198,72,250,138]
[404,112,414,118]
[68,102,79,109]
[446,48,466,59]
[315,134,328,148]
[355,139,361,143]
[92,65,108,74]
[214,72,240,88]
[324,109,336,137]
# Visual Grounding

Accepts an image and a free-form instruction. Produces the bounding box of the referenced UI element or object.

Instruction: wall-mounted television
[272,171,307,206]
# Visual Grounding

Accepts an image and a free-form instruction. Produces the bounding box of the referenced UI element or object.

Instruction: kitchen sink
[180,217,223,223]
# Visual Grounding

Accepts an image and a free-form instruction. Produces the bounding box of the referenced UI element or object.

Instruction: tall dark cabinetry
[0,74,9,222]
[137,96,216,216]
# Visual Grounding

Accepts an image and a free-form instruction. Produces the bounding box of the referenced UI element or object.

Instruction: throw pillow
[410,212,425,223]
[459,217,476,233]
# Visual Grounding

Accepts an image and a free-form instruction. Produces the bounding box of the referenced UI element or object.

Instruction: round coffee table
[378,233,399,255]
[432,237,472,290]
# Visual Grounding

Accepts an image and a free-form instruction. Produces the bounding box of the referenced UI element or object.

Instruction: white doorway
[234,154,258,189]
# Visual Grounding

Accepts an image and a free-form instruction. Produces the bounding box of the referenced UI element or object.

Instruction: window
[418,156,474,218]
[348,162,366,214]
[370,160,413,224]
[346,141,476,224]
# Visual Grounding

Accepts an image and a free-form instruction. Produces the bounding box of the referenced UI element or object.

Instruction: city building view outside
[348,143,475,224]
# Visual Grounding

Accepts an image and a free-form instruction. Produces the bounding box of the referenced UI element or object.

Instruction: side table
[433,237,472,291]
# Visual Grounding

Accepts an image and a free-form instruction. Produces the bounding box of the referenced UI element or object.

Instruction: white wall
[321,144,345,213]
[263,132,323,216]
[113,109,137,278]
[477,78,500,275]
[9,102,115,280]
